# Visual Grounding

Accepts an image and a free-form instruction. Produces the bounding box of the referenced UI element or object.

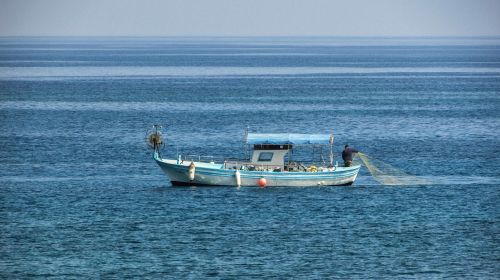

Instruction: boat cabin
[251,144,292,167]
[245,133,334,171]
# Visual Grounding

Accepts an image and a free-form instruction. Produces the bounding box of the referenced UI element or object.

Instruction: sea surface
[1,37,499,278]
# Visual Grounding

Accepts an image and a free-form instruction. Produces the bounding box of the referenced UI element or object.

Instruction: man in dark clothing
[342,144,359,167]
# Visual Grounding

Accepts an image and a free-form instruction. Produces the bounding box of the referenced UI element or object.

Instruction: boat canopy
[246,133,333,145]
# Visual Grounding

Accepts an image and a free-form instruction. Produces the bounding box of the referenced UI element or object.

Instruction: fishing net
[357,153,430,185]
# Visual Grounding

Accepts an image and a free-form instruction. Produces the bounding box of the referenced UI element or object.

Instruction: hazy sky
[1,0,499,36]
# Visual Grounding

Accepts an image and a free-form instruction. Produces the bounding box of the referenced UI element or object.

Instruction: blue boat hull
[154,155,360,187]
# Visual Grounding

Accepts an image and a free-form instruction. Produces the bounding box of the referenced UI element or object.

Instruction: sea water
[1,37,499,278]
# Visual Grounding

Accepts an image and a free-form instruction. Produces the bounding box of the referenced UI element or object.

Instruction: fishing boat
[148,125,361,187]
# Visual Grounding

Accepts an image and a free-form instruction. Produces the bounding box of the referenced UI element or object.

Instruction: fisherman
[342,144,359,167]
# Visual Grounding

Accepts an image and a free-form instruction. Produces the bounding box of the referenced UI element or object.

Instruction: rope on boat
[357,153,430,186]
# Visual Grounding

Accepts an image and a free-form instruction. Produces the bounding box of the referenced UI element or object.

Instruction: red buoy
[258,178,267,188]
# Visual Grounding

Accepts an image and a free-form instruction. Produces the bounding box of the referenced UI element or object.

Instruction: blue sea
[1,37,499,278]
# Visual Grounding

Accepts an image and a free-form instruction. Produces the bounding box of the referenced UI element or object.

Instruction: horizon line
[1,35,500,38]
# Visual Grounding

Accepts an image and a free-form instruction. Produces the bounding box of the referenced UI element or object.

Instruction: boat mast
[244,125,249,160]
[329,133,334,167]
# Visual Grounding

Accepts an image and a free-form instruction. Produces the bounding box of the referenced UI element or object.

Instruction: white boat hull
[154,155,360,187]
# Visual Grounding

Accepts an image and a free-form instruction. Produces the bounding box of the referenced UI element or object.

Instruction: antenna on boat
[146,124,164,156]
[244,125,250,160]
[329,132,334,167]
